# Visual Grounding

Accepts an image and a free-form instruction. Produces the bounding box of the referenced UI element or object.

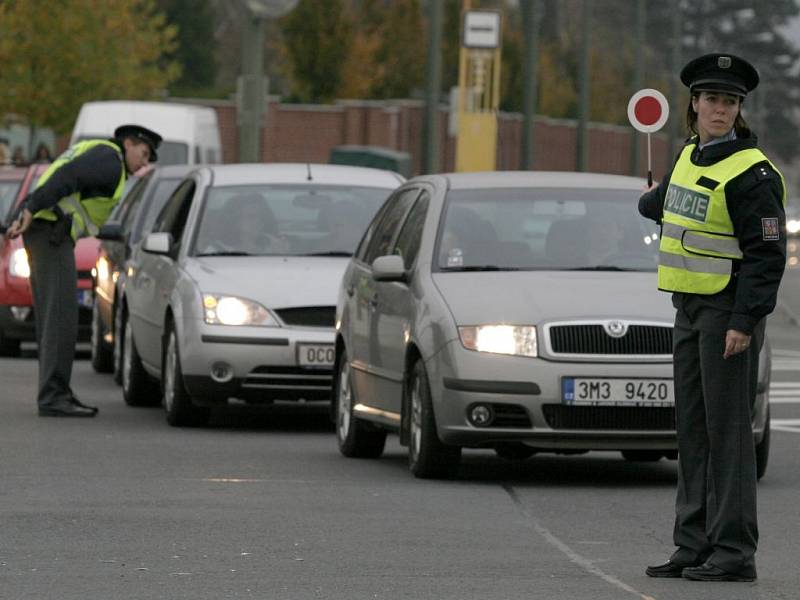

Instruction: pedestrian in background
[639,53,786,582]
[5,125,162,417]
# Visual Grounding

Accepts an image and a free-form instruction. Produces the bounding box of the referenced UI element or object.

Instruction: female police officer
[639,54,786,582]
[5,124,161,417]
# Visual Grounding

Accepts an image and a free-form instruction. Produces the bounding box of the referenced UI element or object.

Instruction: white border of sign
[627,89,669,133]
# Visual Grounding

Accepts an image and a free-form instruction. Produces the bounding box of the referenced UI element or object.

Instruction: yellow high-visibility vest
[658,142,786,294]
[33,139,126,241]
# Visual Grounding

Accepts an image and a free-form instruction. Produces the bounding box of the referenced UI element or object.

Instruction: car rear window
[435,187,660,272]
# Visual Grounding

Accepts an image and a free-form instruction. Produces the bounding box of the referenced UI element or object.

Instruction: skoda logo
[604,320,628,338]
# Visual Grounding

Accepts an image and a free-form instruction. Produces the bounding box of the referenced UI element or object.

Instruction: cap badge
[718,56,732,69]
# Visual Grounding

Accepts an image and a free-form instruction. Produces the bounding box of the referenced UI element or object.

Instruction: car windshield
[434,187,660,272]
[0,180,22,220]
[192,184,391,257]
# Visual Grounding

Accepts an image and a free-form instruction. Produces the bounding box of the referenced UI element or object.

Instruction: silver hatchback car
[333,172,771,478]
[119,163,403,426]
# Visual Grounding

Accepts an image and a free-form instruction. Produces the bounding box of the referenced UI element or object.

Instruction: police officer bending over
[5,124,162,418]
[639,54,786,582]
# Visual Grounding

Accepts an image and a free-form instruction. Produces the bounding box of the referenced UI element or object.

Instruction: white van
[70,100,223,165]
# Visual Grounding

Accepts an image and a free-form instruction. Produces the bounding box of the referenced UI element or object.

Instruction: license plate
[562,377,674,406]
[297,343,335,367]
[77,290,93,309]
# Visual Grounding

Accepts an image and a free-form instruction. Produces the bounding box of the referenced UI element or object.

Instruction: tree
[281,0,352,103]
[158,0,217,95]
[0,0,180,135]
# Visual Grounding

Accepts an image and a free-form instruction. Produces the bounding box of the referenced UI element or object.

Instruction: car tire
[407,359,461,479]
[0,327,21,357]
[621,450,663,462]
[494,443,537,460]
[121,313,159,406]
[334,350,386,458]
[90,301,114,373]
[163,323,209,427]
[112,301,124,385]
[756,407,770,481]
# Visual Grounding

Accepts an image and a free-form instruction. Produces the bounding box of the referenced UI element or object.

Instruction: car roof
[438,171,646,191]
[203,163,405,188]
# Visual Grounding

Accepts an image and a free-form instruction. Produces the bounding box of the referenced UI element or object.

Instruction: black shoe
[682,562,756,582]
[68,395,98,414]
[646,559,702,578]
[38,402,98,418]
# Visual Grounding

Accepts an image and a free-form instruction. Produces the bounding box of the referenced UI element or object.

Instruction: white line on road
[770,397,800,404]
[772,418,800,433]
[503,485,658,600]
[770,382,800,387]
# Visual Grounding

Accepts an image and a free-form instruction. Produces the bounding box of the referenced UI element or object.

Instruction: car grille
[275,306,335,328]
[542,404,675,430]
[548,324,672,356]
[77,269,93,281]
[242,366,333,400]
[488,403,533,428]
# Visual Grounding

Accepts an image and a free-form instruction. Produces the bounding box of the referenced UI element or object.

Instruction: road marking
[772,418,800,433]
[768,381,800,403]
[503,485,658,600]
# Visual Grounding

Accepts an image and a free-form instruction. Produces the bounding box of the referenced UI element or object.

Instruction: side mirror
[372,254,406,282]
[142,232,172,255]
[96,222,124,242]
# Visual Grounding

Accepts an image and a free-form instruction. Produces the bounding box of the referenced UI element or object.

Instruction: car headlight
[458,325,538,358]
[787,219,800,235]
[202,294,278,326]
[9,248,30,278]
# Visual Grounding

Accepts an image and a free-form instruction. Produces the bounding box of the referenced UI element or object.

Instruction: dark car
[91,165,193,377]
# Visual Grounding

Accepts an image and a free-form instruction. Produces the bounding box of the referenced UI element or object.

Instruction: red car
[0,163,100,356]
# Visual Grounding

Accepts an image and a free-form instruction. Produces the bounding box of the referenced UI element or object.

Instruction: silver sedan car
[119,164,403,426]
[334,171,771,478]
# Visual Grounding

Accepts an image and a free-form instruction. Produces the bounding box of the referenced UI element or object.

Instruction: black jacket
[639,132,786,335]
[24,142,124,214]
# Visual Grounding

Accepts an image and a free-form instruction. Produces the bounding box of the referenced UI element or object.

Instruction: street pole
[576,0,591,172]
[238,15,266,163]
[521,0,539,170]
[423,0,444,174]
[668,1,682,162]
[630,0,645,176]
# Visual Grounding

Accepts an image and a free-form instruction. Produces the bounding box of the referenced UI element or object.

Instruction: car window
[392,191,429,270]
[132,178,184,243]
[0,181,21,221]
[363,188,420,265]
[435,188,660,272]
[191,184,391,257]
[155,142,189,166]
[153,179,196,241]
[114,175,149,234]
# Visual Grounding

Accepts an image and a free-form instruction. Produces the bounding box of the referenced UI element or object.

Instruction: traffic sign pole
[627,88,669,187]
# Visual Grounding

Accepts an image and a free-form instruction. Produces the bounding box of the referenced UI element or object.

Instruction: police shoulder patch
[761,217,780,241]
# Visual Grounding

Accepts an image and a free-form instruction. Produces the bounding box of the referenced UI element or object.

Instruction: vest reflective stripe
[33,140,126,241]
[660,222,743,258]
[657,142,786,295]
[658,250,733,274]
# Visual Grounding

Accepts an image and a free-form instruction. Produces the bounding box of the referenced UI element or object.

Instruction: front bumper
[426,340,768,450]
[179,319,335,405]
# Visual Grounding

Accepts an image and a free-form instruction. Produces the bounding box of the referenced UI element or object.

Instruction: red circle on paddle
[634,96,662,126]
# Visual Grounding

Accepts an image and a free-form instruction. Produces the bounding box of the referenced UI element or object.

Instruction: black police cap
[114,124,163,162]
[680,53,759,97]
[681,54,759,97]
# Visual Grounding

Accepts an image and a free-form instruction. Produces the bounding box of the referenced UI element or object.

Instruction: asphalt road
[1,272,799,600]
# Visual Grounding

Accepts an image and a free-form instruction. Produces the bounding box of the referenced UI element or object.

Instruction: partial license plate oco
[297,344,335,367]
[562,377,674,406]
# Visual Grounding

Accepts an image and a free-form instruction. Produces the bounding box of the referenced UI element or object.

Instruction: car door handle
[369,293,379,309]
[345,285,354,297]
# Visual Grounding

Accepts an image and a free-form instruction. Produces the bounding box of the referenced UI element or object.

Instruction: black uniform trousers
[670,295,763,576]
[23,219,78,409]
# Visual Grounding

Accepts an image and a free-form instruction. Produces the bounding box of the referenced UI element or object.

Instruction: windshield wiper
[301,251,353,257]
[440,265,521,272]
[195,251,253,257]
